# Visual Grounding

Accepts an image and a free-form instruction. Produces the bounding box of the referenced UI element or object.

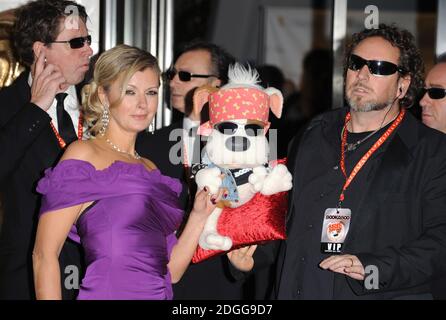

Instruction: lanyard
[338,108,406,207]
[49,113,84,149]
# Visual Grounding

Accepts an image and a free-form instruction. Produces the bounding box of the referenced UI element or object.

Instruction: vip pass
[320,208,352,254]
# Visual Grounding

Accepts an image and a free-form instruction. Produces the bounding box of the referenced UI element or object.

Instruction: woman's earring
[98,105,109,136]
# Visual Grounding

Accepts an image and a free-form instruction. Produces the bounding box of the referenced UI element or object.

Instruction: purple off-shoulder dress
[36,159,183,300]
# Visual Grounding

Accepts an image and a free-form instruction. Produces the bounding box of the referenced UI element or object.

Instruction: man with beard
[270,24,446,299]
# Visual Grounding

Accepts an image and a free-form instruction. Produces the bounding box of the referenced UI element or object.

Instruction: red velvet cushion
[192,159,289,263]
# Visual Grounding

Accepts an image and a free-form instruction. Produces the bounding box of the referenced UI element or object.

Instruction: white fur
[199,207,232,250]
[253,164,292,195]
[196,64,293,251]
[197,121,292,251]
[222,63,264,90]
[205,119,269,167]
[195,167,222,195]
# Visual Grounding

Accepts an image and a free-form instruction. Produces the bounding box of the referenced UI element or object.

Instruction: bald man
[420,54,446,133]
[419,53,446,299]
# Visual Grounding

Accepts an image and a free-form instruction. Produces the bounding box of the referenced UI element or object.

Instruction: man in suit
[272,24,446,299]
[137,42,234,189]
[420,53,446,134]
[419,53,446,299]
[136,42,253,299]
[137,42,235,209]
[0,0,93,299]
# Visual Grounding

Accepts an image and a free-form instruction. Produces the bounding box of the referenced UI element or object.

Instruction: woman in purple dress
[32,44,223,300]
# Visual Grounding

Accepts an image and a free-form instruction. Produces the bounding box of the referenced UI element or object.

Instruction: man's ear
[32,41,46,63]
[399,75,411,97]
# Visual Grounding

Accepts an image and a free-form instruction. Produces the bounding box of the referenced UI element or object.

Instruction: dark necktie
[183,126,200,217]
[55,93,77,144]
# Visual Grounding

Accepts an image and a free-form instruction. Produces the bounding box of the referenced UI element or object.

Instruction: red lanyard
[49,113,84,149]
[338,108,406,206]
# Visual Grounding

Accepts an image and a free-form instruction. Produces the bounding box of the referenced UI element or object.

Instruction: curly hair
[344,23,424,109]
[13,0,88,67]
[82,45,160,137]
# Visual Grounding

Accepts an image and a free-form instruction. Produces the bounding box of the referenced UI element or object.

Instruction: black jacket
[0,71,83,300]
[275,108,446,299]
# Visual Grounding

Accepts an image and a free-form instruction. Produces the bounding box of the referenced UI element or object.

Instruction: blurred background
[0,0,444,128]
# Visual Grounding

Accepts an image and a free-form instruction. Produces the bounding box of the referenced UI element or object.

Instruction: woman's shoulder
[39,140,101,187]
[61,140,97,163]
[141,157,158,171]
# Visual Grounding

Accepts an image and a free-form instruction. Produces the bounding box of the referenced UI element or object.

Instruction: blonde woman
[32,44,223,300]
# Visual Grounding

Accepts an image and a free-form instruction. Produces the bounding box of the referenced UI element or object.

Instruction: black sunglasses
[214,122,264,137]
[164,69,218,82]
[421,87,446,100]
[348,54,406,76]
[49,35,92,49]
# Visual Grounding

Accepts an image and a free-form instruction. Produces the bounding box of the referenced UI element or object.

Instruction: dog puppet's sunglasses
[214,121,266,136]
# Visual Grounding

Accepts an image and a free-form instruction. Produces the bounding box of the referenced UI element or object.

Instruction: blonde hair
[82,44,160,136]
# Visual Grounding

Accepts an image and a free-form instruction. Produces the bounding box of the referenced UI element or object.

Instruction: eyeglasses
[214,122,265,137]
[164,69,218,82]
[421,87,446,100]
[348,54,406,76]
[49,35,92,49]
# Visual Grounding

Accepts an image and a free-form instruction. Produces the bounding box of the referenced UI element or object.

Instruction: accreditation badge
[320,208,351,254]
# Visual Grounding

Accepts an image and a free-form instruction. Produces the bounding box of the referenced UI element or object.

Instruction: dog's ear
[192,86,219,120]
[264,87,284,119]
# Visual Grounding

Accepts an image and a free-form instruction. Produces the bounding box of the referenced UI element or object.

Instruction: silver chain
[105,138,141,160]
[343,107,397,152]
[342,125,382,152]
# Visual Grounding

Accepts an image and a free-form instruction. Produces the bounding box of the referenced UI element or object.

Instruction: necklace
[341,125,382,152]
[342,110,398,152]
[105,138,141,160]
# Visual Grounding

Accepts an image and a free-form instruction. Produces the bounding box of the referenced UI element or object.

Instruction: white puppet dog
[193,64,292,251]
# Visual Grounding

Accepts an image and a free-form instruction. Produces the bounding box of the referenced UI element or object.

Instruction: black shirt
[294,122,394,299]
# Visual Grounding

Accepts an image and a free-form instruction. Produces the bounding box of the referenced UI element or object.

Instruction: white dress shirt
[28,74,83,137]
[182,116,200,165]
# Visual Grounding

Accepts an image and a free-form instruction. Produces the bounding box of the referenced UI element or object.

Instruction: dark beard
[347,96,394,112]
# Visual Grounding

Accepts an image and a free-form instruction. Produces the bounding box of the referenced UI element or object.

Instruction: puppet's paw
[195,167,222,194]
[199,231,233,251]
[248,166,268,192]
[260,164,292,195]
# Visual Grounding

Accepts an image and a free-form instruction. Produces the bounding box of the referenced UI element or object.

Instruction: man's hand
[30,52,67,111]
[227,245,257,272]
[319,254,365,280]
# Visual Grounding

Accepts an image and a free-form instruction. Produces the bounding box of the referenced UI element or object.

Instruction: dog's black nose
[225,136,250,152]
